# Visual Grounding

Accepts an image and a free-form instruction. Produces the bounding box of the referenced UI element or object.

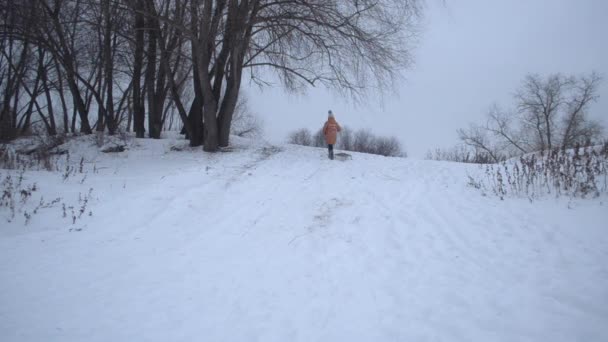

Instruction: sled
[334,152,352,161]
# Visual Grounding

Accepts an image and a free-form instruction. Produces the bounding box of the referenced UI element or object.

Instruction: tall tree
[1,0,423,146]
[185,0,422,151]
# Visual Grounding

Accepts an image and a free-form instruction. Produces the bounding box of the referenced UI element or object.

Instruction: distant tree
[458,72,604,161]
[558,73,603,148]
[457,123,504,163]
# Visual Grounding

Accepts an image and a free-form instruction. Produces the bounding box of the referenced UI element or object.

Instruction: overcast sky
[245,0,608,158]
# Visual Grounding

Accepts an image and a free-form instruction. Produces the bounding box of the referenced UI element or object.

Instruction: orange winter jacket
[323,117,341,145]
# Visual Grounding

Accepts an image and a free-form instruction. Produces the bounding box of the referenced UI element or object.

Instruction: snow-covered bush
[0,134,71,171]
[469,144,608,200]
[288,129,313,146]
[426,145,498,164]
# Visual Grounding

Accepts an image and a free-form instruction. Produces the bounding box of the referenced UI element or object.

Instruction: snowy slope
[1,136,607,342]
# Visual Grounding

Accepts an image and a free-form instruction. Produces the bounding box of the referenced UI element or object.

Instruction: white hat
[328,110,334,118]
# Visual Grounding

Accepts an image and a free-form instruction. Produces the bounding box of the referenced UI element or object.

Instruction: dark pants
[328,144,334,160]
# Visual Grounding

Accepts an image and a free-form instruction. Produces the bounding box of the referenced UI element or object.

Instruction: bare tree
[182,0,422,151]
[34,0,94,133]
[516,73,603,151]
[130,0,146,138]
[1,0,423,149]
[457,124,503,163]
[560,72,602,148]
[0,0,36,138]
[459,72,604,161]
[516,74,570,150]
[485,105,528,155]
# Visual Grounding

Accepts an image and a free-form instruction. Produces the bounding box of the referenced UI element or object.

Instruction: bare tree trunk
[218,7,257,147]
[1,36,30,136]
[187,56,204,146]
[218,74,241,147]
[54,58,70,133]
[144,0,161,139]
[71,104,77,133]
[42,2,93,134]
[19,65,42,134]
[190,0,224,151]
[102,0,115,135]
[95,33,105,132]
[38,47,57,135]
[132,0,146,138]
[544,108,552,150]
[64,66,93,133]
[127,94,133,132]
[115,82,132,129]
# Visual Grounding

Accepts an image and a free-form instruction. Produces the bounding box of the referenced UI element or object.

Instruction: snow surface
[1,135,607,342]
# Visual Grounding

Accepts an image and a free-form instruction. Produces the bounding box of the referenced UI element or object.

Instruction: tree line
[0,0,422,151]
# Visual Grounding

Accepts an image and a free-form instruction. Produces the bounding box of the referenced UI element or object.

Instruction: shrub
[468,144,608,200]
[1,169,94,226]
[287,128,313,146]
[288,126,405,157]
[374,136,404,157]
[426,145,498,164]
[1,135,69,171]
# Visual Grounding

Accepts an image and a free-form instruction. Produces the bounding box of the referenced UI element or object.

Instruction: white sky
[246,0,608,158]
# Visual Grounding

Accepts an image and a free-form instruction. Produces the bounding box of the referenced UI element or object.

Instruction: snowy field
[1,135,607,342]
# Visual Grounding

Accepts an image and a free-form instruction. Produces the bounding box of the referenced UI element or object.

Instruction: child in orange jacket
[323,110,341,160]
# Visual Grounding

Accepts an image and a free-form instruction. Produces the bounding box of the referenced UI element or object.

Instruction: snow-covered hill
[1,136,607,342]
